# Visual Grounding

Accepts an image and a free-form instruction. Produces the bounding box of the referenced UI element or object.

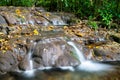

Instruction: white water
[28,50,34,70]
[67,41,86,63]
[24,42,36,76]
[24,41,112,76]
[58,66,74,71]
[67,41,112,72]
[38,66,74,71]
[30,60,33,70]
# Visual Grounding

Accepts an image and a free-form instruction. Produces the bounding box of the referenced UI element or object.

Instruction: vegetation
[0,0,120,28]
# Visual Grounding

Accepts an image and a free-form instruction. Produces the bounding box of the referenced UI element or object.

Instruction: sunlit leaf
[0,32,4,35]
[2,50,6,54]
[33,29,39,35]
[15,9,21,15]
[63,26,68,29]
[0,39,5,42]
[95,46,100,48]
[46,13,50,17]
[47,26,54,31]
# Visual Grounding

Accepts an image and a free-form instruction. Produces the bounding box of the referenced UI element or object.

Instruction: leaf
[0,32,4,35]
[15,9,21,15]
[46,13,50,17]
[47,26,54,31]
[33,29,39,35]
[0,39,5,42]
[95,46,100,49]
[2,50,6,54]
[63,26,68,30]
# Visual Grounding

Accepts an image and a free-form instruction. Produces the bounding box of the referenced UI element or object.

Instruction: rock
[0,15,8,26]
[53,12,76,25]
[110,35,120,43]
[0,51,18,74]
[32,37,79,68]
[108,30,120,43]
[1,13,17,25]
[18,55,30,71]
[39,12,67,26]
[0,26,11,35]
[93,41,120,61]
[34,16,51,26]
[50,15,66,26]
[35,7,46,12]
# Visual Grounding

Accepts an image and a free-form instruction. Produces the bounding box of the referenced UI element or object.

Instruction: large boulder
[0,51,18,74]
[32,38,79,68]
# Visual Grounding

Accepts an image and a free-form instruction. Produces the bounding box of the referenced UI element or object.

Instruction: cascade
[67,41,86,63]
[24,41,36,76]
[67,41,112,72]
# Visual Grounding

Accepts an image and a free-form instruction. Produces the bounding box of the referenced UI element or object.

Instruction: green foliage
[88,16,98,30]
[0,0,120,29]
[0,0,9,6]
[0,0,35,7]
[97,0,116,28]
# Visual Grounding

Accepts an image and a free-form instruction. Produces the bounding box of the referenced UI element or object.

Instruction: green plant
[0,0,35,7]
[87,16,98,30]
[88,21,98,31]
[97,0,115,28]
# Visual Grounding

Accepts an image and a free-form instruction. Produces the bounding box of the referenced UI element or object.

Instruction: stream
[0,7,120,80]
[0,41,120,80]
[0,62,120,80]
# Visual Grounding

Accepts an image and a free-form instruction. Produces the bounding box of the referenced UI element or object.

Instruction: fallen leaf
[63,26,68,29]
[47,26,54,31]
[33,29,39,35]
[15,9,21,15]
[2,50,6,54]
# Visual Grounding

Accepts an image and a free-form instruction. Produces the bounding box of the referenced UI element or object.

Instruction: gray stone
[32,37,80,68]
[0,51,18,74]
[0,15,8,26]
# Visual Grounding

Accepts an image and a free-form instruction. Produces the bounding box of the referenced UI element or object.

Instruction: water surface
[0,61,120,80]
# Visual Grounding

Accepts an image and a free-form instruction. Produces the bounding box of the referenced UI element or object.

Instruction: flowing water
[0,64,120,80]
[67,41,112,72]
[67,41,86,63]
[0,41,120,80]
[25,42,36,76]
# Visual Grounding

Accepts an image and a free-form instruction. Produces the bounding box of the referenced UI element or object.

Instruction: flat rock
[93,41,120,61]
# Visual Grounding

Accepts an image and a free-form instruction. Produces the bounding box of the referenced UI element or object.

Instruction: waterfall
[24,42,36,76]
[28,42,36,70]
[67,41,112,72]
[67,41,86,63]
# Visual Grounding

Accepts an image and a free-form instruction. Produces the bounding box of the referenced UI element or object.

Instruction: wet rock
[50,15,66,26]
[0,51,18,74]
[18,55,30,71]
[0,15,8,26]
[32,37,79,68]
[53,12,76,25]
[39,12,67,26]
[34,16,51,26]
[1,13,17,25]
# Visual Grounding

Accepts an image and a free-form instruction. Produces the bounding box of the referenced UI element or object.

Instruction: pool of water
[0,61,120,80]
